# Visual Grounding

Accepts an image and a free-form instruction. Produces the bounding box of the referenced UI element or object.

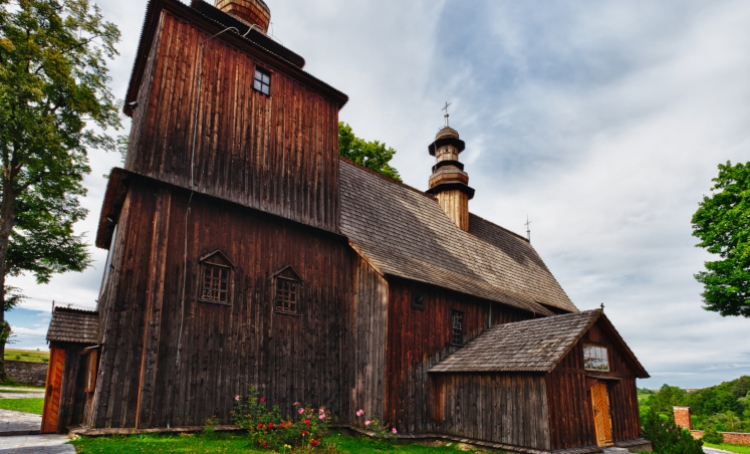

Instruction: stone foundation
[5,361,47,386]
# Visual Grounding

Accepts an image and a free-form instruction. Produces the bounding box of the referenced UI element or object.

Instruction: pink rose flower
[392,427,397,434]
[298,408,305,414]
[356,409,364,417]
[234,395,241,401]
[319,414,326,420]
[319,408,325,414]
[293,402,300,406]
[365,420,371,426]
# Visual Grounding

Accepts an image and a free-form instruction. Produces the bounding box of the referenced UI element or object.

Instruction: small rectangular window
[411,291,424,310]
[584,344,610,372]
[451,310,463,346]
[275,278,298,314]
[253,68,271,96]
[202,264,230,304]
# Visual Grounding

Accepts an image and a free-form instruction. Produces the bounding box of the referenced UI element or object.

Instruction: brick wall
[673,406,692,430]
[690,430,750,446]
[5,361,47,386]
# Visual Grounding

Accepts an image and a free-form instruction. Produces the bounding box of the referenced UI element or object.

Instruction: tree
[691,161,750,317]
[339,122,402,182]
[0,0,121,380]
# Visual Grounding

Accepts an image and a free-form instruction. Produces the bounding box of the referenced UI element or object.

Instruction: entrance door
[591,381,613,447]
[41,347,65,434]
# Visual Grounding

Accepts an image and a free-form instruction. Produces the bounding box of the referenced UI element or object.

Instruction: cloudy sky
[7,0,750,389]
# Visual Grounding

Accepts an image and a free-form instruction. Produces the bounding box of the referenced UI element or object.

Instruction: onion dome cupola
[426,108,475,231]
[215,0,271,33]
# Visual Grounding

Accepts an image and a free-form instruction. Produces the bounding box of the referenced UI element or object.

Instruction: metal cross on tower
[442,101,452,127]
[525,216,532,242]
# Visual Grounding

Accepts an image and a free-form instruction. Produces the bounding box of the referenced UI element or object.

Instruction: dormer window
[273,266,302,315]
[198,251,235,305]
[254,67,271,96]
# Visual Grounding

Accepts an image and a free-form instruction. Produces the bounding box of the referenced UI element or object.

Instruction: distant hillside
[640,376,750,432]
[4,349,49,364]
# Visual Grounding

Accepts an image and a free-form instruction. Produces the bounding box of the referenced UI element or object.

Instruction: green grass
[70,432,492,453]
[4,348,49,364]
[704,443,750,454]
[0,397,44,414]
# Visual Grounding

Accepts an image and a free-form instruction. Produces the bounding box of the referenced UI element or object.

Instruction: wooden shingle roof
[46,307,99,345]
[430,310,649,378]
[339,160,577,315]
[429,310,601,373]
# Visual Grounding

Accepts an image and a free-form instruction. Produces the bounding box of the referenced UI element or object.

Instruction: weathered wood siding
[55,344,87,432]
[546,321,642,450]
[126,11,341,233]
[431,373,550,450]
[385,277,531,433]
[90,179,353,429]
[351,256,388,421]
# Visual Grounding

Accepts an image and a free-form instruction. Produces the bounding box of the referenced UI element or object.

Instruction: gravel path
[0,434,74,453]
[0,409,40,435]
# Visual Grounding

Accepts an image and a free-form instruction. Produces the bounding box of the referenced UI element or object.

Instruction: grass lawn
[704,443,750,454]
[0,397,44,415]
[4,348,49,364]
[70,432,493,453]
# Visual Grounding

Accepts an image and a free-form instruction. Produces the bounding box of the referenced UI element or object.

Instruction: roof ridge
[339,157,436,200]
[469,213,529,243]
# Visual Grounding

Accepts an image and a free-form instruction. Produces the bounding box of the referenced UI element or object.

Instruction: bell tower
[426,106,475,231]
[214,0,271,32]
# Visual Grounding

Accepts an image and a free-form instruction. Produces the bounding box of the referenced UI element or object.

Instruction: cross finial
[600,302,605,310]
[525,216,532,242]
[442,101,452,127]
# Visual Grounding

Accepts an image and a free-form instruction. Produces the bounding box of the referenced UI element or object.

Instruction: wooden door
[591,382,613,447]
[41,347,65,434]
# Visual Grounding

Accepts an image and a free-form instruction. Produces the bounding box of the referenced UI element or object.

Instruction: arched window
[198,250,235,305]
[273,266,302,315]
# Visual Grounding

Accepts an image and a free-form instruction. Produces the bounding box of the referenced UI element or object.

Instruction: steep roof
[46,307,99,345]
[429,310,649,378]
[339,160,577,315]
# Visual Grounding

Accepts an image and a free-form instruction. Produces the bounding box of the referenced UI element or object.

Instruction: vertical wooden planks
[127,12,342,234]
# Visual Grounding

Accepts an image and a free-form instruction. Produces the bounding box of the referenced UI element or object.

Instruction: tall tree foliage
[339,122,402,182]
[692,161,750,318]
[0,0,120,379]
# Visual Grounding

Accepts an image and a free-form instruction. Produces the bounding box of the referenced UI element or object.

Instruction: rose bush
[230,387,331,450]
[354,408,397,442]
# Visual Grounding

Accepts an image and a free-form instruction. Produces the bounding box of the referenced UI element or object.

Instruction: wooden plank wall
[351,256,388,421]
[546,321,642,450]
[56,345,87,432]
[385,278,531,433]
[431,373,550,451]
[90,180,353,429]
[126,11,341,234]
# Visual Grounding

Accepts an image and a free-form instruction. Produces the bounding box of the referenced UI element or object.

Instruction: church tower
[214,0,271,32]
[426,112,475,231]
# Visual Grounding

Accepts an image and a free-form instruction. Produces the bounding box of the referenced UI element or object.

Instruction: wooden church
[43,0,651,452]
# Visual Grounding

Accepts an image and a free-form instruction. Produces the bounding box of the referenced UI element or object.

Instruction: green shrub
[641,407,703,454]
[701,427,724,444]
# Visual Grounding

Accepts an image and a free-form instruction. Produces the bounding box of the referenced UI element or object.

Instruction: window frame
[197,251,235,306]
[82,348,98,393]
[411,291,425,311]
[450,310,464,346]
[583,343,610,372]
[253,67,272,96]
[273,266,303,316]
